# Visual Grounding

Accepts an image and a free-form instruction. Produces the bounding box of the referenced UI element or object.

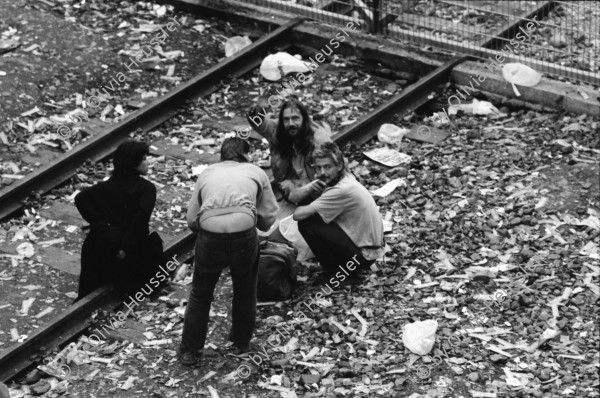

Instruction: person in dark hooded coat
[74,139,165,300]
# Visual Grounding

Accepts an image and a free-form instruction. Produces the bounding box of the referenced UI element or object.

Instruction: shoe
[177,349,201,366]
[338,274,363,287]
[227,330,250,355]
[312,272,335,285]
[232,344,250,355]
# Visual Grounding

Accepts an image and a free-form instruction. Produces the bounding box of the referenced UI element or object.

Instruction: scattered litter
[119,376,138,390]
[16,242,35,258]
[370,178,407,197]
[448,99,504,116]
[363,147,412,167]
[377,123,409,144]
[502,63,542,96]
[402,319,438,355]
[224,36,252,57]
[34,307,54,319]
[0,38,21,54]
[172,264,189,282]
[38,237,66,246]
[192,24,206,33]
[19,298,35,315]
[143,339,173,346]
[260,52,311,81]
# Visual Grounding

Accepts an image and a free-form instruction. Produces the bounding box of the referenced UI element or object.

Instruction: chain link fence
[238,0,599,85]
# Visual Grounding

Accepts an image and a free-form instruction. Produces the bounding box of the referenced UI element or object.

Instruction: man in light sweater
[179,137,279,366]
[293,142,384,284]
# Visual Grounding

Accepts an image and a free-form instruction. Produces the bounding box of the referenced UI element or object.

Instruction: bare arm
[247,97,277,140]
[186,179,203,232]
[284,180,326,205]
[256,174,280,231]
[293,204,318,221]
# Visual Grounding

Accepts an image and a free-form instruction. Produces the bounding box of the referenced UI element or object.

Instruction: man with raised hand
[247,97,332,205]
[292,142,384,283]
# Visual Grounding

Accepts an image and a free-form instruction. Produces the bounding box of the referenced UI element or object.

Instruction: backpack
[257,238,298,301]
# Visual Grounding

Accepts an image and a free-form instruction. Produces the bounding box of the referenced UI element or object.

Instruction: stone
[302,374,321,385]
[30,380,51,396]
[490,354,507,363]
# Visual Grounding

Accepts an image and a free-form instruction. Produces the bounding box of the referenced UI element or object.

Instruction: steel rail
[478,1,556,50]
[333,55,465,147]
[334,1,556,146]
[0,18,303,221]
[0,231,197,383]
[0,19,303,382]
[0,0,565,383]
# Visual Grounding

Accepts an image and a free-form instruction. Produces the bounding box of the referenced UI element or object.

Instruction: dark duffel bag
[257,238,298,301]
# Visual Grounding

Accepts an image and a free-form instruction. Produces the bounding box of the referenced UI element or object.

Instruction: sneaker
[177,350,201,366]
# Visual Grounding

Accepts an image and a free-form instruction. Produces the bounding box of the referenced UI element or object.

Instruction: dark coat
[75,174,165,299]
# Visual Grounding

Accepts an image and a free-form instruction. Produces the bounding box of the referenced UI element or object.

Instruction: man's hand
[256,96,270,109]
[306,179,326,197]
[287,179,326,204]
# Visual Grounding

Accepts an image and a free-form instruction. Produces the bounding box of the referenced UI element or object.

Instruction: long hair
[221,137,250,162]
[275,98,315,158]
[112,139,150,179]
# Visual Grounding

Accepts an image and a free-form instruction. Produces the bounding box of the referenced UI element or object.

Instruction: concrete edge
[452,62,600,117]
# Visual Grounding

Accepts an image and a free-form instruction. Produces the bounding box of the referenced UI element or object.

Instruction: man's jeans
[180,228,259,352]
[298,214,373,273]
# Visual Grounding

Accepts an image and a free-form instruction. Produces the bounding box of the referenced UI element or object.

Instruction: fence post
[372,0,381,34]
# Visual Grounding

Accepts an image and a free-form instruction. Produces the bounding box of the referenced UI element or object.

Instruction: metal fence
[237,0,599,85]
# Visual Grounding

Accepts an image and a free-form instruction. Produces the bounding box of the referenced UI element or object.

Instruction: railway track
[0,0,560,386]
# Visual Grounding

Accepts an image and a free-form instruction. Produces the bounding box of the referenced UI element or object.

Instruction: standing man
[248,97,332,205]
[293,142,384,281]
[179,137,279,366]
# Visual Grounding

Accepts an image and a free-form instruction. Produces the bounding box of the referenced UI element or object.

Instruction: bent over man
[248,97,332,204]
[179,137,279,366]
[293,142,384,281]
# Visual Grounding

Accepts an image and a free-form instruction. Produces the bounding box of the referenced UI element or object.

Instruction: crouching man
[292,142,384,282]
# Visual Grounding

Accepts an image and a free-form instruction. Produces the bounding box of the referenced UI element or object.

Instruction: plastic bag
[502,63,542,97]
[377,123,409,144]
[260,52,311,81]
[402,319,438,355]
[16,242,35,258]
[224,36,252,57]
[172,263,189,282]
[279,215,314,261]
[448,98,503,116]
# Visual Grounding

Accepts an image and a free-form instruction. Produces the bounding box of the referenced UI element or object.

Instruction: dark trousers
[298,214,373,273]
[77,229,165,300]
[180,228,259,352]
